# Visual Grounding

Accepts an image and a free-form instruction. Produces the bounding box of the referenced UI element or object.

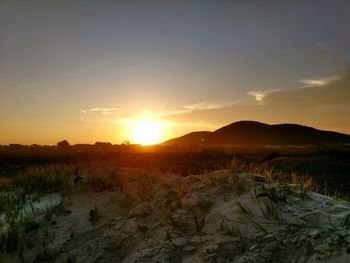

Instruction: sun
[130,120,162,145]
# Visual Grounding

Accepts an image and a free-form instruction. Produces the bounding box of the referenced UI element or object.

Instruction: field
[2,147,350,197]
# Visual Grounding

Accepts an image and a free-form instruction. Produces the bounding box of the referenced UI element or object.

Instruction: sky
[1,0,350,144]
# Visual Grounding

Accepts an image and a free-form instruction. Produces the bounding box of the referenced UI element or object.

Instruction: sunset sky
[1,1,350,145]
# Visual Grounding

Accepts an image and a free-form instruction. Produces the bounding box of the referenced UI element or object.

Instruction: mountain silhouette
[163,121,350,147]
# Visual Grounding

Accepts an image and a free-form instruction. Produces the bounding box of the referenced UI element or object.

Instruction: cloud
[90,107,118,113]
[247,89,282,103]
[79,107,119,116]
[184,102,223,111]
[247,90,266,102]
[111,101,227,127]
[297,75,341,87]
[120,102,226,120]
[141,108,191,118]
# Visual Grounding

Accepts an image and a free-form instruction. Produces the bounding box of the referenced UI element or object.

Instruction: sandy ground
[3,169,350,262]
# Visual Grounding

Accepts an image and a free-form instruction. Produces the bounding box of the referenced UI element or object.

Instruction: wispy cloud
[79,107,119,116]
[129,102,226,119]
[247,89,282,103]
[184,102,223,111]
[247,90,266,102]
[90,107,118,115]
[298,75,341,87]
[112,101,227,125]
[141,108,191,118]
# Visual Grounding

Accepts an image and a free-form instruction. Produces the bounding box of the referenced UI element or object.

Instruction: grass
[206,170,247,196]
[0,164,75,259]
[195,197,213,213]
[214,216,243,239]
[235,200,252,215]
[341,212,350,229]
[43,198,66,222]
[89,206,100,225]
[259,199,280,221]
[189,206,206,233]
[14,164,73,196]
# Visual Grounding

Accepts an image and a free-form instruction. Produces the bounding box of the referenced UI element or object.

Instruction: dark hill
[163,131,211,147]
[163,121,350,147]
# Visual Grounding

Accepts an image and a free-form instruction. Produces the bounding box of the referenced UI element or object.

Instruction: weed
[89,206,100,225]
[1,225,18,252]
[341,212,350,229]
[256,184,287,203]
[195,197,213,213]
[35,246,58,262]
[163,190,182,210]
[259,199,280,221]
[189,206,206,233]
[209,171,247,195]
[235,200,252,215]
[64,254,76,263]
[44,228,56,244]
[214,216,243,239]
[15,165,72,196]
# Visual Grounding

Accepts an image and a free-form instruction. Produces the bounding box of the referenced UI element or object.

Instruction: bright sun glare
[130,120,162,145]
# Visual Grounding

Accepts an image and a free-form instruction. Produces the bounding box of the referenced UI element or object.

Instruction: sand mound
[2,169,350,262]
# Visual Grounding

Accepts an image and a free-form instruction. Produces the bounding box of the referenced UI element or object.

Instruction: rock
[290,236,299,244]
[172,237,188,247]
[205,244,219,254]
[171,208,190,229]
[336,230,347,237]
[129,203,151,218]
[308,229,322,239]
[263,234,275,242]
[298,256,308,263]
[190,235,211,245]
[344,236,350,243]
[260,248,273,258]
[313,243,328,252]
[249,244,258,251]
[254,232,266,241]
[183,245,196,252]
[264,241,277,251]
[137,223,148,233]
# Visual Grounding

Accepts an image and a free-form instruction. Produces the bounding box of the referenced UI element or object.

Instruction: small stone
[308,229,322,239]
[249,244,258,251]
[254,232,265,240]
[205,244,219,254]
[261,248,272,258]
[264,241,277,251]
[183,245,196,252]
[290,236,299,244]
[129,203,151,218]
[298,256,308,263]
[190,235,210,245]
[172,237,188,247]
[263,234,275,242]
